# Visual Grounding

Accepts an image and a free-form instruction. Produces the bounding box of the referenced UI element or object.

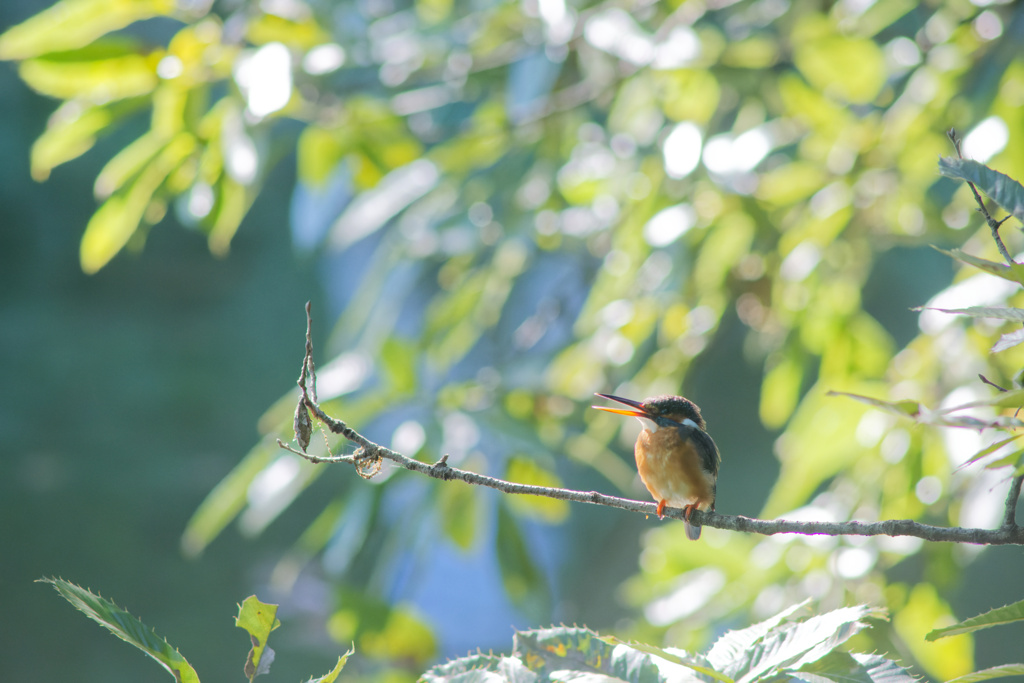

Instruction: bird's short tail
[685,519,702,540]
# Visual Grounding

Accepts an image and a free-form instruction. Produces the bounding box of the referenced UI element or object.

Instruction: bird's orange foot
[683,504,696,522]
[656,500,667,518]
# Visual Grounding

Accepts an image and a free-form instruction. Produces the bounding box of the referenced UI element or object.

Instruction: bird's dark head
[593,393,706,431]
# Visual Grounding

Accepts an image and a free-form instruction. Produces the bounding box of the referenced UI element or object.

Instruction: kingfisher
[593,393,720,540]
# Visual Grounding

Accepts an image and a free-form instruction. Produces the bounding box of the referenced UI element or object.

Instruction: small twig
[947,128,1016,266]
[979,374,1009,392]
[1003,475,1023,529]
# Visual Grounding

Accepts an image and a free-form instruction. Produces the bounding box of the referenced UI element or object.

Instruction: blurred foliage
[8,0,1024,681]
[39,579,351,683]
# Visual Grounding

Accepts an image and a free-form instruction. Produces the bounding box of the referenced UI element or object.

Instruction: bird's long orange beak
[592,393,649,417]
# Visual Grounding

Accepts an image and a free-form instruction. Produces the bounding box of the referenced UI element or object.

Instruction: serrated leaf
[37,577,199,683]
[944,664,1024,683]
[515,627,667,683]
[305,649,354,683]
[726,605,885,683]
[938,157,1024,225]
[599,635,730,683]
[992,328,1024,353]
[932,247,1024,285]
[235,596,280,681]
[707,600,811,674]
[917,306,1024,322]
[796,652,917,683]
[926,598,1024,641]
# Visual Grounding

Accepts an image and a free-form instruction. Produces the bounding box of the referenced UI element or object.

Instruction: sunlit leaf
[504,456,570,523]
[20,49,158,101]
[80,132,196,273]
[932,247,1024,285]
[918,306,1024,322]
[307,651,355,683]
[760,354,804,429]
[0,0,177,60]
[208,176,252,256]
[992,328,1024,353]
[938,157,1024,225]
[894,584,973,681]
[926,598,1024,641]
[438,481,478,550]
[358,605,437,665]
[94,131,164,198]
[38,577,199,683]
[246,14,329,49]
[792,16,885,104]
[235,596,280,680]
[181,436,277,558]
[944,664,1024,683]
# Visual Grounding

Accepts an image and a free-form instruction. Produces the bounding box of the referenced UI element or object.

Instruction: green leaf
[94,130,165,198]
[180,436,277,558]
[515,626,666,683]
[827,391,921,417]
[713,605,885,682]
[496,503,549,621]
[944,664,1024,683]
[306,650,354,683]
[918,306,1024,322]
[792,16,885,104]
[0,0,178,60]
[992,328,1024,353]
[707,600,811,674]
[932,247,1024,285]
[20,49,157,101]
[938,157,1024,225]
[380,337,417,394]
[37,577,199,683]
[80,131,196,273]
[235,596,280,681]
[760,354,804,429]
[504,456,570,523]
[437,480,479,550]
[599,635,732,683]
[796,652,918,683]
[926,598,1024,641]
[962,434,1024,467]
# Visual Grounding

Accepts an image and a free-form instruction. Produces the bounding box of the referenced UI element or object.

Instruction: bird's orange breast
[634,426,715,511]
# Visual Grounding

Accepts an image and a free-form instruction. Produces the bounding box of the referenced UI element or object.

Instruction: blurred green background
[0,4,324,678]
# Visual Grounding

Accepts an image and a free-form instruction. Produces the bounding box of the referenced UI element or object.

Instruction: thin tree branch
[283,304,1024,546]
[947,128,1016,267]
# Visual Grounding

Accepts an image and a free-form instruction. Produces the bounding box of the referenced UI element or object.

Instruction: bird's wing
[676,422,720,477]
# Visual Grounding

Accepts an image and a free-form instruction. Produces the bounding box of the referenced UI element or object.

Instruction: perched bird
[593,393,720,540]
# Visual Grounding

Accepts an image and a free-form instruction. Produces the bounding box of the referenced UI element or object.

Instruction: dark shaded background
[0,3,328,676]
